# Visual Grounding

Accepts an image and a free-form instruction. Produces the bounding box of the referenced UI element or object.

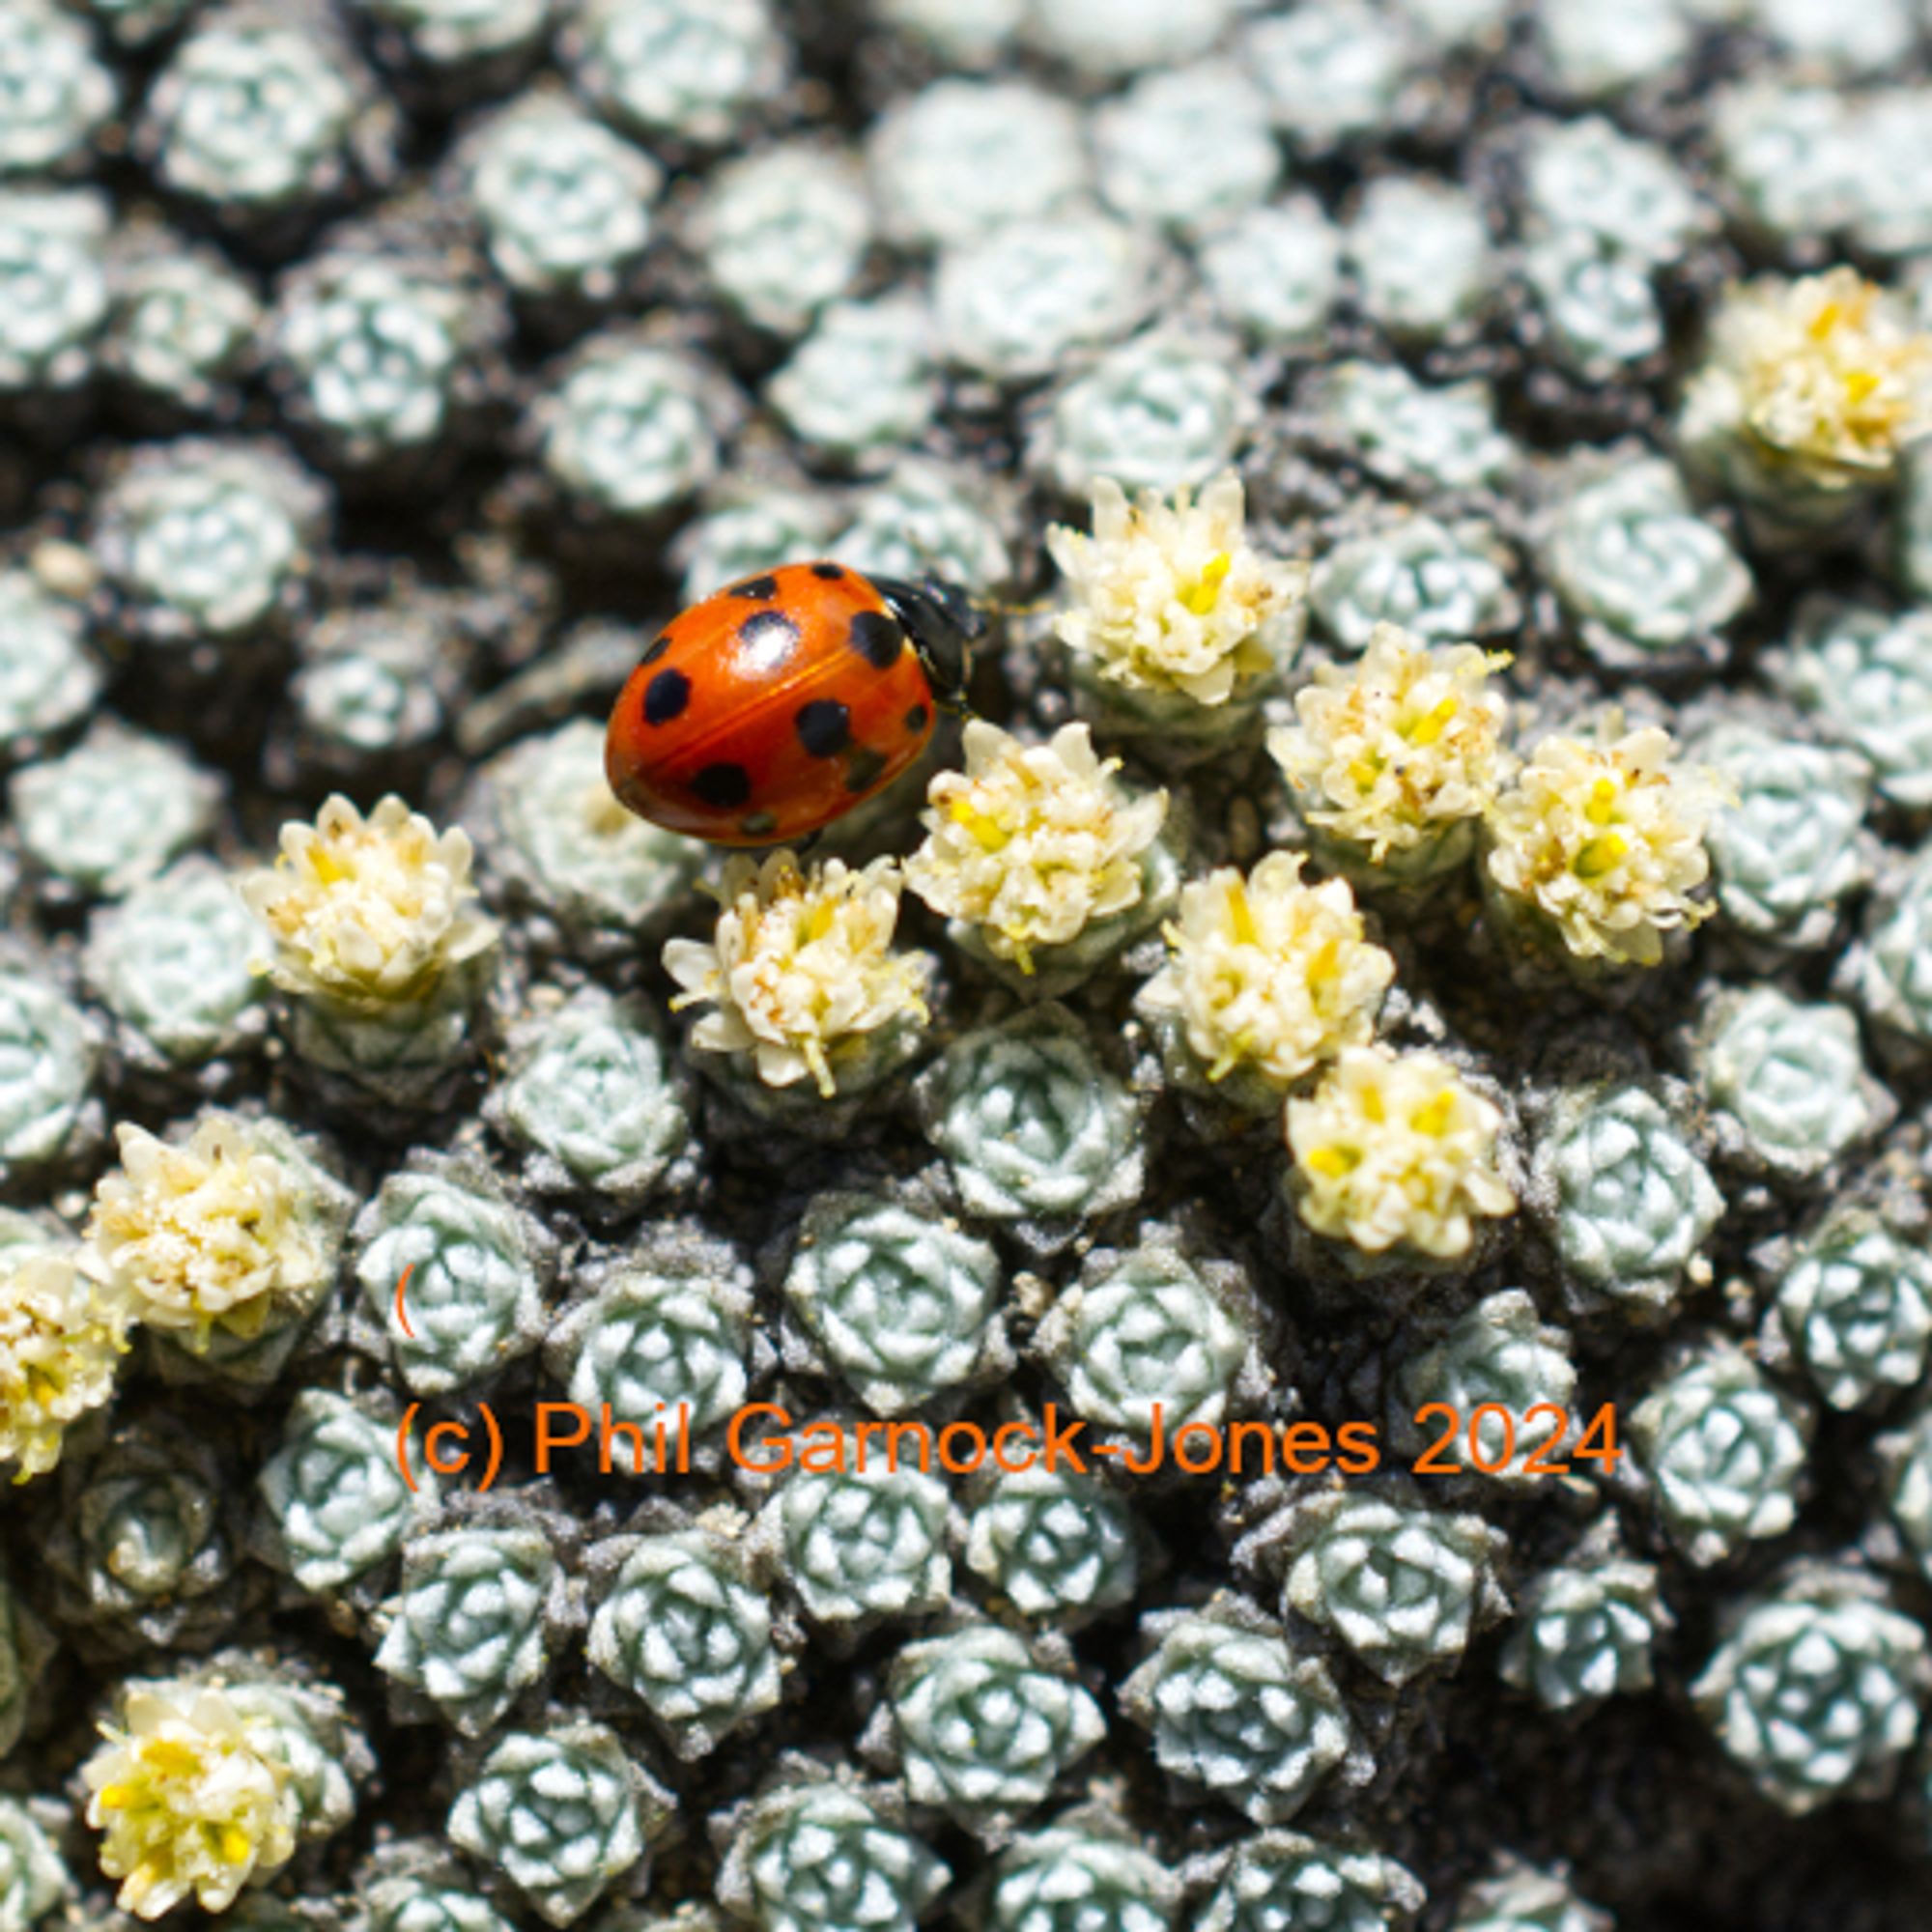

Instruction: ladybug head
[873,575,983,708]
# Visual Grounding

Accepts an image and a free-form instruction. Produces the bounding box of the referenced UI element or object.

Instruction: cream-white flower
[665,851,929,1098]
[1047,470,1307,704]
[905,720,1167,973]
[1684,266,1932,489]
[0,1240,131,1482]
[1267,624,1513,862]
[83,1685,300,1919]
[1288,1046,1515,1261]
[1485,718,1724,969]
[1140,852,1394,1089]
[83,1116,328,1350]
[238,793,497,1008]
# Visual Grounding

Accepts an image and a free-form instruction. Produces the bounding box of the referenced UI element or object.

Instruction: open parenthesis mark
[394,1263,416,1340]
[396,1403,421,1492]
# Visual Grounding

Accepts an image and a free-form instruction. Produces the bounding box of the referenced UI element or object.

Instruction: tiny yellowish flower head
[1485,717,1725,969]
[1140,851,1395,1090]
[84,1684,300,1919]
[664,850,929,1098]
[1267,624,1514,862]
[905,720,1168,973]
[1046,470,1308,704]
[1287,1045,1515,1261]
[84,1115,328,1352]
[1691,266,1932,483]
[0,1241,131,1483]
[238,793,498,1009]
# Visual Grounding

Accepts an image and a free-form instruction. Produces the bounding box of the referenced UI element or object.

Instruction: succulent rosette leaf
[987,1813,1179,1932]
[1497,1519,1671,1713]
[963,1460,1143,1624]
[757,1458,952,1628]
[1190,1830,1425,1932]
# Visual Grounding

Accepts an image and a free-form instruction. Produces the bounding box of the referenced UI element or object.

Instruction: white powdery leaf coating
[1283,1493,1507,1685]
[1630,1344,1808,1567]
[784,1191,1004,1414]
[1451,1856,1612,1932]
[550,1263,752,1441]
[1540,1084,1723,1310]
[1197,198,1341,347]
[490,990,688,1200]
[271,256,468,454]
[1288,1047,1515,1262]
[907,721,1168,971]
[0,1795,66,1930]
[836,456,1014,588]
[1775,1215,1932,1411]
[1043,335,1251,500]
[242,794,497,1010]
[1520,116,1712,268]
[773,1462,952,1624]
[1711,81,1857,248]
[1346,176,1492,343]
[83,1113,338,1350]
[1878,1411,1932,1580]
[920,1006,1142,1229]
[0,567,97,743]
[1398,1290,1577,1484]
[1239,0,1411,149]
[352,0,550,66]
[666,850,930,1099]
[375,1526,558,1734]
[1755,0,1914,76]
[724,1780,949,1932]
[988,1821,1178,1932]
[535,339,722,517]
[1052,1248,1247,1437]
[1048,471,1305,705]
[935,213,1159,384]
[1121,1608,1357,1823]
[0,965,95,1173]
[565,0,785,145]
[1192,1829,1425,1932]
[768,296,939,465]
[1847,846,1932,1044]
[10,723,220,896]
[1542,459,1752,655]
[0,189,107,390]
[1308,361,1515,493]
[447,1723,652,1927]
[1092,62,1280,235]
[1026,0,1235,73]
[587,1531,781,1756]
[867,78,1089,249]
[106,250,261,407]
[0,0,115,173]
[1485,719,1724,968]
[964,1463,1140,1620]
[1681,267,1932,513]
[1700,725,1870,945]
[1270,624,1512,865]
[146,21,357,209]
[1691,1573,1930,1814]
[890,1625,1105,1825]
[82,1683,302,1919]
[1139,851,1393,1093]
[1698,988,1882,1178]
[1499,1535,1670,1712]
[696,141,872,337]
[465,97,662,300]
[1773,598,1932,810]
[1309,515,1518,655]
[1526,233,1665,384]
[353,1165,548,1396]
[258,1390,434,1593]
[1535,0,1688,96]
[0,1237,128,1481]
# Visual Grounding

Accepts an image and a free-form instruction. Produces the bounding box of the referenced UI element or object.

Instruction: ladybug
[605,561,981,846]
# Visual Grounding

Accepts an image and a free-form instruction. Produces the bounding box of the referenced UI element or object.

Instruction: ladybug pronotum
[605,561,980,846]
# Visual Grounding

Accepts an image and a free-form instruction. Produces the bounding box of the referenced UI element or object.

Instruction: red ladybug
[605,561,980,846]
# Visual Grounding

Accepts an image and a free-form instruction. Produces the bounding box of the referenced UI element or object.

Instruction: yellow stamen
[1583,777,1621,826]
[1575,833,1628,880]
[1304,1144,1357,1178]
[1411,1090,1457,1136]
[1406,696,1460,748]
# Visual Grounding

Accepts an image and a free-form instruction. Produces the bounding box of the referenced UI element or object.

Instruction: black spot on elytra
[639,632,672,667]
[692,762,753,810]
[904,703,929,734]
[849,611,903,669]
[845,746,888,794]
[740,810,780,838]
[730,574,779,601]
[811,562,844,581]
[795,699,851,758]
[642,668,690,725]
[739,610,801,661]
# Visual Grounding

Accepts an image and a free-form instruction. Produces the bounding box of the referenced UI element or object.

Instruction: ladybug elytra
[605,561,981,845]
